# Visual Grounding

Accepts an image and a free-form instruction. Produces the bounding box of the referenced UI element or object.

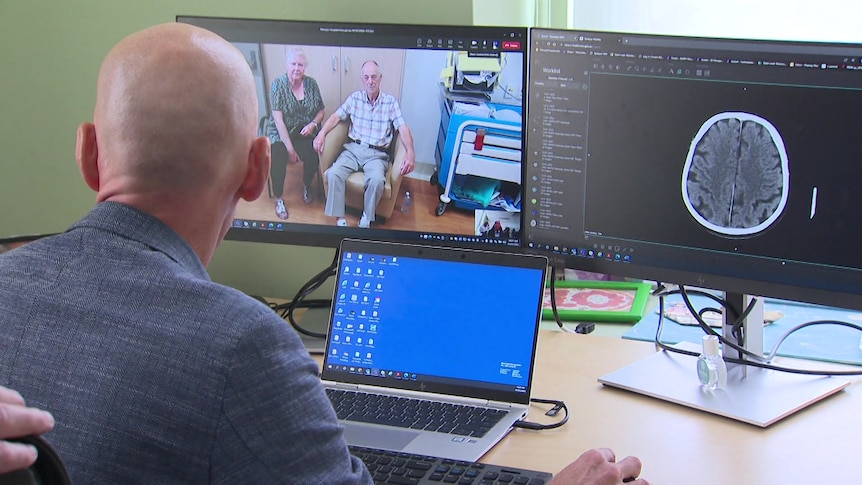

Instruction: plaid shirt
[336,89,406,149]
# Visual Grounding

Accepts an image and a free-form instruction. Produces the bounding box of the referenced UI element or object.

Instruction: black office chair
[0,435,70,485]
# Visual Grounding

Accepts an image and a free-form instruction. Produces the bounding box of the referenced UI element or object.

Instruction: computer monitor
[177,16,528,252]
[0,234,54,254]
[524,27,862,425]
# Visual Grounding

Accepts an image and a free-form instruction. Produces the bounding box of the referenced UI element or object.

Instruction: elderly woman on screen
[266,47,325,219]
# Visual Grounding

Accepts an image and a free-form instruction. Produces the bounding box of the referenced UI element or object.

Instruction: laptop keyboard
[350,445,552,485]
[327,389,508,438]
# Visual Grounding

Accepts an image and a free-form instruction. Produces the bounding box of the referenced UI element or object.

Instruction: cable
[653,284,765,362]
[677,286,765,363]
[652,283,862,376]
[763,320,862,362]
[279,250,340,339]
[547,266,577,334]
[513,398,569,430]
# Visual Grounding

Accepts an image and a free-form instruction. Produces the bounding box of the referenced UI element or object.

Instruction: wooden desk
[314,330,862,484]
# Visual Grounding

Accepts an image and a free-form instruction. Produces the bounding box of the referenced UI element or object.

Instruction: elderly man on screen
[313,60,416,228]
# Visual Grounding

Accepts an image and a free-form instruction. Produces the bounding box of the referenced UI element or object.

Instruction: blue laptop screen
[324,248,545,399]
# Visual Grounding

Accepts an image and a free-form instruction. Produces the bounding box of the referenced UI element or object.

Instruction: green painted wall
[0,0,472,300]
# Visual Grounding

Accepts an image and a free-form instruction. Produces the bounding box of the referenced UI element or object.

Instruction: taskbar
[231,218,519,247]
[526,241,634,264]
[232,219,285,231]
[418,233,519,247]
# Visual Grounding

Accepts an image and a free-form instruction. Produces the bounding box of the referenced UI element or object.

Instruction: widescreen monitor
[178,16,527,252]
[524,27,862,426]
[0,234,54,254]
[525,27,862,313]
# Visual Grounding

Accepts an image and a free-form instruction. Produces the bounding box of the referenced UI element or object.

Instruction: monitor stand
[598,292,850,427]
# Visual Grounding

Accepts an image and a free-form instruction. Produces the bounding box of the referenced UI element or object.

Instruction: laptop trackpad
[342,423,419,450]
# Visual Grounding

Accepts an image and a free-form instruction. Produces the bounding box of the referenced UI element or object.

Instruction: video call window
[180,17,528,250]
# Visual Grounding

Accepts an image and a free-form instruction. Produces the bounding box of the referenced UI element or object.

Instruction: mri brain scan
[682,112,789,236]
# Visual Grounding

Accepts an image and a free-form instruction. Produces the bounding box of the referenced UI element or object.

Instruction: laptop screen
[321,239,547,404]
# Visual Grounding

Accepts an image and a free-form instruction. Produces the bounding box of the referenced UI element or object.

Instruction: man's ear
[238,136,271,202]
[75,122,100,192]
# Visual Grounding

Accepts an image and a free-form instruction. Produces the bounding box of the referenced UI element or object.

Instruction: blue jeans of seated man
[324,142,390,222]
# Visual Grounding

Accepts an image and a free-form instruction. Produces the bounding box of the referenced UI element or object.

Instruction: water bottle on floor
[401,191,412,214]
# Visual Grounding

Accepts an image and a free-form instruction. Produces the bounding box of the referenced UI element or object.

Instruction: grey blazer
[0,202,370,484]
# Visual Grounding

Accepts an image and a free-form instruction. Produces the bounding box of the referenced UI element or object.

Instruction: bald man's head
[93,23,258,193]
[74,22,270,265]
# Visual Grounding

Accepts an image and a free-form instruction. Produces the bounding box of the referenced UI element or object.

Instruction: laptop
[320,238,548,462]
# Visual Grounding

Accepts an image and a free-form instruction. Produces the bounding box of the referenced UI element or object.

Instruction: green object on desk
[542,280,651,323]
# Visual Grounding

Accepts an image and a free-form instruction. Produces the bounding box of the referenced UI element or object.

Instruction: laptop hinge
[326,384,516,409]
[330,382,361,391]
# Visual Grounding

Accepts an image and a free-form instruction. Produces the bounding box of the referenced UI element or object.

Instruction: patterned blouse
[266,74,325,144]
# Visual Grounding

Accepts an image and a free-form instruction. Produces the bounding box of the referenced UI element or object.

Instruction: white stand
[598,292,850,427]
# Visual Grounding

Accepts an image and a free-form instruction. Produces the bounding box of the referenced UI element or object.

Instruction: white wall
[473,0,569,28]
[401,50,448,177]
[570,0,862,43]
[473,0,534,26]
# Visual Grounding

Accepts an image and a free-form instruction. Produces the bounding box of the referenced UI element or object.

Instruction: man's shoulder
[347,90,366,101]
[185,280,283,328]
[380,92,402,111]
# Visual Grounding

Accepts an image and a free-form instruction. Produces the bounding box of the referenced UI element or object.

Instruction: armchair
[318,120,406,221]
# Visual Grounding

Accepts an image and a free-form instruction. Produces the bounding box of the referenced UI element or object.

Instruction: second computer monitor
[525,28,862,311]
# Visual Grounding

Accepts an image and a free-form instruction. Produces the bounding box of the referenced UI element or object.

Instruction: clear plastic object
[401,191,412,214]
[697,335,727,390]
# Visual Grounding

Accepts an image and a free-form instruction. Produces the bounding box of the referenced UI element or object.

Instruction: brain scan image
[682,112,789,237]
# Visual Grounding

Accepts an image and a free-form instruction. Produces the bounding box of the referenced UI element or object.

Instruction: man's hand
[548,448,647,485]
[313,134,326,156]
[396,125,416,176]
[400,152,415,175]
[0,386,55,474]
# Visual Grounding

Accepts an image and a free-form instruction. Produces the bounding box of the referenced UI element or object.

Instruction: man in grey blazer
[0,23,370,483]
[0,22,647,485]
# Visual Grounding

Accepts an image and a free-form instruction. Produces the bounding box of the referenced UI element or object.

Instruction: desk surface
[313,329,862,484]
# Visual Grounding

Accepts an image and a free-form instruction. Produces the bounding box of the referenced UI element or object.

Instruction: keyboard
[327,389,507,438]
[350,445,553,485]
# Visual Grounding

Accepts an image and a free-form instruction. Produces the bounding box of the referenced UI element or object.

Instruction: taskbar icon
[233,219,285,231]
